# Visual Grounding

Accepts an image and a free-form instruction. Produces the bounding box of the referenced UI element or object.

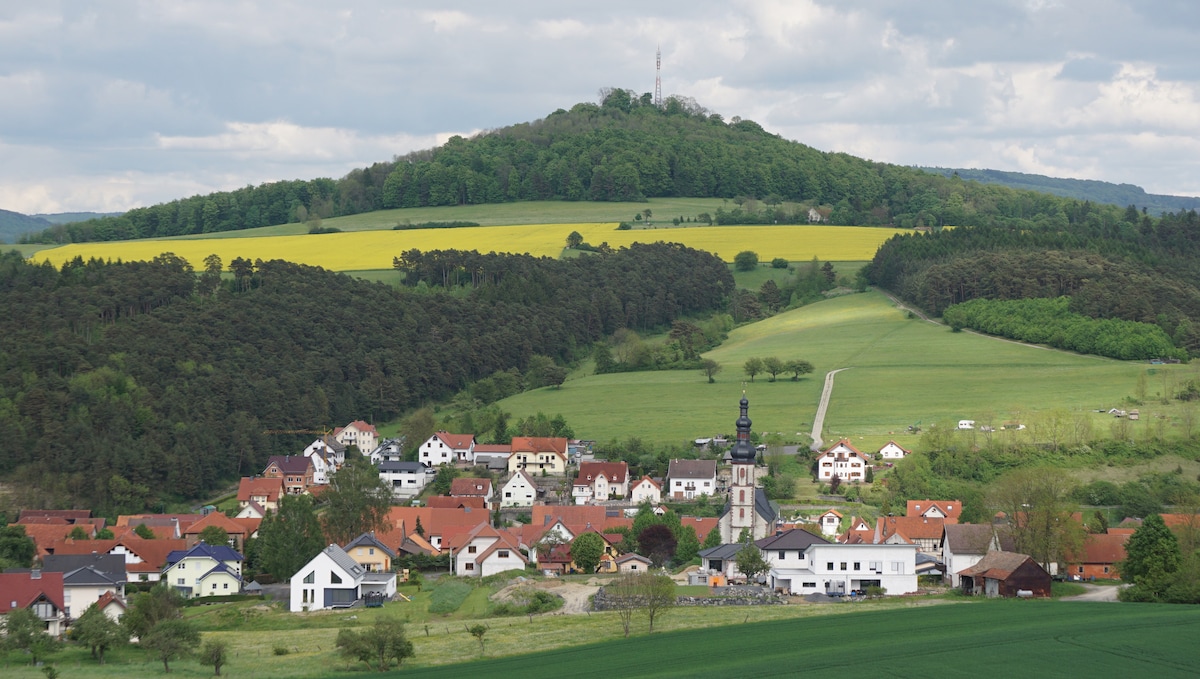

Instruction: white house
[666,459,718,499]
[630,476,662,505]
[815,440,868,482]
[877,441,910,460]
[163,543,243,599]
[615,553,653,574]
[817,509,843,537]
[448,524,527,577]
[572,461,629,504]
[761,531,918,596]
[377,460,430,499]
[941,524,1009,587]
[369,438,405,465]
[450,477,494,503]
[289,544,396,612]
[334,420,378,454]
[419,431,475,466]
[61,566,125,621]
[499,470,538,508]
[303,437,346,484]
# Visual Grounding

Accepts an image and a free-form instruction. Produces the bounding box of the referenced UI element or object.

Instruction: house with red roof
[237,476,284,514]
[907,500,962,520]
[419,431,476,466]
[631,476,662,505]
[427,496,487,510]
[263,455,317,495]
[877,441,911,460]
[375,506,491,552]
[0,570,67,635]
[450,477,493,503]
[877,514,957,558]
[46,536,186,584]
[182,512,256,551]
[572,461,629,504]
[817,509,843,536]
[334,420,378,455]
[10,522,94,558]
[447,523,527,577]
[508,437,569,474]
[1067,531,1130,580]
[816,440,868,482]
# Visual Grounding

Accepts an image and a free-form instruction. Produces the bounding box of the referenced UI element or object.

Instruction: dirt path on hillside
[810,367,851,452]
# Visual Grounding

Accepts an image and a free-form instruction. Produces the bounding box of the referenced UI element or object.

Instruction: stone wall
[592,586,786,611]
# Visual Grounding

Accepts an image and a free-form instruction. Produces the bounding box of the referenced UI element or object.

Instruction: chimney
[31,569,41,580]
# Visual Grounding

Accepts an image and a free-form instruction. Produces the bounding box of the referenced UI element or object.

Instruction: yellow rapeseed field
[31,223,907,271]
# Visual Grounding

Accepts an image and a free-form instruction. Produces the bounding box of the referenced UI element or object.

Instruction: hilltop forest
[0,243,731,511]
[25,90,1135,244]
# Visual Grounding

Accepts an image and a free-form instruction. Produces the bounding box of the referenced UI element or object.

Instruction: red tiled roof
[18,509,92,521]
[183,512,248,536]
[46,537,186,571]
[434,431,475,449]
[9,523,91,555]
[115,514,203,527]
[510,437,568,455]
[680,517,718,543]
[237,477,283,503]
[473,444,512,454]
[577,462,628,484]
[634,475,661,489]
[1069,532,1129,565]
[907,500,962,519]
[450,478,492,496]
[1159,513,1200,528]
[94,591,126,612]
[343,420,378,435]
[959,550,1038,579]
[0,571,65,614]
[531,505,609,528]
[821,439,865,457]
[878,515,955,541]
[375,506,491,551]
[427,496,487,510]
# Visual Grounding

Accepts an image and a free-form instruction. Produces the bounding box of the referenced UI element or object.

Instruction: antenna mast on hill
[655,46,662,108]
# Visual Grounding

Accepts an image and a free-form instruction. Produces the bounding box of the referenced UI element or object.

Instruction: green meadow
[499,290,1189,449]
[394,600,1200,679]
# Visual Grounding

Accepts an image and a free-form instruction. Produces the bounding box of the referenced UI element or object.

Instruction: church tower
[726,393,762,542]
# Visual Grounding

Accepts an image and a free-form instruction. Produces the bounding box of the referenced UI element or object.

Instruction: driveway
[1065,583,1123,601]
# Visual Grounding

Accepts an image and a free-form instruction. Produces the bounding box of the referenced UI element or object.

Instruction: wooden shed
[958,550,1051,598]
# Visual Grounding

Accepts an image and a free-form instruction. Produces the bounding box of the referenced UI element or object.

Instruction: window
[369,548,375,555]
[802,582,816,588]
[330,572,343,584]
[853,562,860,571]
[180,562,186,570]
[177,578,185,585]
[223,583,229,589]
[466,563,474,571]
[869,561,881,572]
[499,550,509,558]
[303,571,315,584]
[778,551,786,560]
[840,562,847,571]
[468,545,477,554]
[826,562,834,570]
[1078,566,1084,574]
[891,561,903,573]
[212,583,217,590]
[505,492,512,498]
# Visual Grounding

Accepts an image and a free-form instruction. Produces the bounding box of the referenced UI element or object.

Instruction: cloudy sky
[3,0,1199,214]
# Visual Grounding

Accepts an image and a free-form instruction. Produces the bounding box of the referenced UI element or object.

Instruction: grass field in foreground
[497,290,1192,448]
[29,222,906,271]
[395,601,1200,679]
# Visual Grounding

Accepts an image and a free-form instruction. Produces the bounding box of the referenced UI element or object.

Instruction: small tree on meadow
[199,639,229,676]
[699,358,722,383]
[640,573,676,632]
[743,357,764,382]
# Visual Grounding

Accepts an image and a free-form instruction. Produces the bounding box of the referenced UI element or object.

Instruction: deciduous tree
[256,494,325,581]
[199,639,229,676]
[640,573,676,632]
[989,467,1085,572]
[335,617,414,671]
[734,250,759,272]
[570,532,606,574]
[743,357,764,382]
[735,541,770,583]
[141,618,200,673]
[699,358,722,383]
[71,603,126,663]
[1120,513,1181,601]
[322,454,393,545]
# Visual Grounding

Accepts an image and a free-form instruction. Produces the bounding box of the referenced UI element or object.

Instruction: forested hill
[0,242,731,511]
[921,167,1200,216]
[0,208,51,243]
[864,207,1200,356]
[25,90,1131,244]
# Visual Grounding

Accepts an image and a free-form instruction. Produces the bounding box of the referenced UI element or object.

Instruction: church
[716,394,779,543]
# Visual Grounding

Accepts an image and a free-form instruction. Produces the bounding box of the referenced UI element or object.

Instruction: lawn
[496,290,1186,449]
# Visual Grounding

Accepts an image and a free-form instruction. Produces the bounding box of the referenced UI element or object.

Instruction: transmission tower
[655,46,662,108]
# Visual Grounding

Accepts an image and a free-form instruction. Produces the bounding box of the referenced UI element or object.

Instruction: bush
[273,645,290,656]
[771,258,789,269]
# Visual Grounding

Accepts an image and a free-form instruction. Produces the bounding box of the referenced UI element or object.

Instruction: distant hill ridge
[0,209,122,244]
[920,167,1200,216]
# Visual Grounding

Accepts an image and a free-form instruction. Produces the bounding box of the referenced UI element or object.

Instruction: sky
[3,0,1200,215]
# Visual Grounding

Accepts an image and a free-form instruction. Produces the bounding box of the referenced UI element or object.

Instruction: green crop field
[393,600,1200,679]
[497,290,1192,451]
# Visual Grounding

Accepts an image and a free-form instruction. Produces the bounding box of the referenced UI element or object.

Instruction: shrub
[771,258,789,269]
[273,645,290,655]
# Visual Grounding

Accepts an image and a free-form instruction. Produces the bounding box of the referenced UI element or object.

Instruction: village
[5,393,1176,646]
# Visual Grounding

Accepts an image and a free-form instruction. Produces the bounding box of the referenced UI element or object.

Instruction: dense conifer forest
[0,243,731,511]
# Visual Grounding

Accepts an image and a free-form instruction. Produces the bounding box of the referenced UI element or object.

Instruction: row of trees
[743,357,814,382]
[943,297,1186,360]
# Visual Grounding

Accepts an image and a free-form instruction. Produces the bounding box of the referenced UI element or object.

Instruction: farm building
[958,550,1051,598]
